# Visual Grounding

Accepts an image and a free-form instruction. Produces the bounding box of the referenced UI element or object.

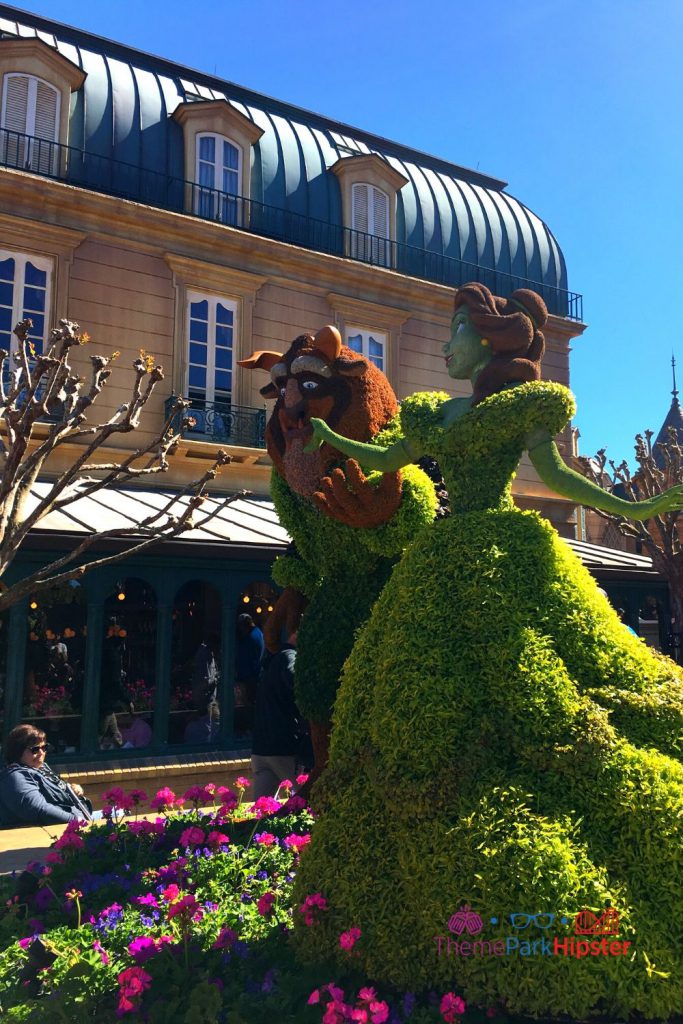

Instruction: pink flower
[117,966,152,1016]
[235,776,250,789]
[212,926,238,950]
[45,851,62,865]
[103,787,134,811]
[216,786,238,808]
[283,794,307,812]
[93,939,109,965]
[440,993,466,1022]
[206,831,230,847]
[299,892,328,926]
[308,989,321,1005]
[284,832,311,851]
[358,987,377,1003]
[150,786,176,811]
[252,796,281,817]
[127,936,159,963]
[179,826,205,847]
[255,832,277,847]
[161,884,180,903]
[339,926,361,951]
[352,1010,369,1023]
[18,937,32,949]
[183,785,213,806]
[279,778,293,791]
[167,893,202,921]
[257,892,276,916]
[296,773,309,786]
[128,788,147,805]
[327,984,345,1002]
[369,1002,390,1024]
[54,831,84,852]
[134,893,159,908]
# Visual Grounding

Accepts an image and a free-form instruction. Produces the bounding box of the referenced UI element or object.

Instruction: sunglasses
[27,744,48,754]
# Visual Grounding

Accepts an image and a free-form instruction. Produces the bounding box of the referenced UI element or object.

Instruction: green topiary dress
[294,381,683,1020]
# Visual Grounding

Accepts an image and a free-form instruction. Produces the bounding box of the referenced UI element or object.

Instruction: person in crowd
[235,613,265,733]
[191,632,220,707]
[98,704,124,750]
[113,700,152,749]
[251,630,308,797]
[183,698,220,745]
[0,724,92,827]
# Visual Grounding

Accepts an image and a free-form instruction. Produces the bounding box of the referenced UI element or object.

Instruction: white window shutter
[372,186,389,238]
[2,75,29,133]
[34,81,58,141]
[352,183,369,233]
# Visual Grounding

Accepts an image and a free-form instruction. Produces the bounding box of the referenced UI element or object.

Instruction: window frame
[0,247,53,360]
[344,326,387,373]
[193,132,242,224]
[1,72,60,140]
[185,289,238,407]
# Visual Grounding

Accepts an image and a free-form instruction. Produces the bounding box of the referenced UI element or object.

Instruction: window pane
[0,281,13,308]
[23,583,87,754]
[215,346,232,370]
[216,304,233,327]
[190,318,208,344]
[198,136,215,162]
[215,324,232,347]
[214,369,231,392]
[189,365,207,390]
[0,257,15,282]
[223,141,239,171]
[170,582,222,746]
[369,337,383,358]
[234,583,276,737]
[27,312,44,338]
[222,167,238,194]
[0,304,12,329]
[190,299,208,321]
[198,162,215,188]
[99,579,156,751]
[347,334,363,354]
[0,606,7,749]
[189,342,207,366]
[23,285,46,313]
[25,262,47,287]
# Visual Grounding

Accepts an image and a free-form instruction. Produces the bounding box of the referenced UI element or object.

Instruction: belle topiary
[238,327,435,786]
[294,285,683,1018]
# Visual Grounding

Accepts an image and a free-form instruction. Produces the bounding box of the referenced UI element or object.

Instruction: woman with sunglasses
[0,724,92,827]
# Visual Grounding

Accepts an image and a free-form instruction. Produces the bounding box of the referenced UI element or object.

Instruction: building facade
[0,3,593,780]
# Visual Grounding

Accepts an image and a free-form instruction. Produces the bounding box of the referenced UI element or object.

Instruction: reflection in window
[0,594,8,746]
[638,592,664,651]
[235,581,277,736]
[170,581,222,745]
[23,582,86,754]
[99,579,156,750]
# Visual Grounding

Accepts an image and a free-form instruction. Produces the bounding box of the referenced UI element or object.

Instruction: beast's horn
[313,325,342,362]
[237,351,284,371]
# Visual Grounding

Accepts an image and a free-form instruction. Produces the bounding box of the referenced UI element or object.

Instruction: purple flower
[34,888,54,911]
[240,893,252,903]
[261,968,275,993]
[403,993,416,1017]
[256,870,269,881]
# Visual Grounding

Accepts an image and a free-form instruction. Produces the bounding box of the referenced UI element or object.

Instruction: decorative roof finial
[672,354,679,402]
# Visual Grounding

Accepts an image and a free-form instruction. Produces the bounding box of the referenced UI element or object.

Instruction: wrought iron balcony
[166,395,267,450]
[0,127,583,321]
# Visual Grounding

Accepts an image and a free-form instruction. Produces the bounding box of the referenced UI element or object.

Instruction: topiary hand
[312,460,403,527]
[631,485,683,520]
[263,587,308,653]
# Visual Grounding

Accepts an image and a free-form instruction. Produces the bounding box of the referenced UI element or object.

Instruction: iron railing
[166,395,267,449]
[0,126,583,320]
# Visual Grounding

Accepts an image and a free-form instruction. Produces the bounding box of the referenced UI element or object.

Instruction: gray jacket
[0,762,92,828]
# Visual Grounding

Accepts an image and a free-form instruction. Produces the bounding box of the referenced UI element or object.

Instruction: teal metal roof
[0,3,569,302]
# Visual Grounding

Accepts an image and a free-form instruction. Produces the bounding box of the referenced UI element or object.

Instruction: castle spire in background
[653,355,683,466]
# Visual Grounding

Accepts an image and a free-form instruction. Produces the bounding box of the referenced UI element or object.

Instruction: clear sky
[9,0,683,465]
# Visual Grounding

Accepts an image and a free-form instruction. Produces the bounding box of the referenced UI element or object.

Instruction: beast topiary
[238,326,435,784]
[294,285,683,1018]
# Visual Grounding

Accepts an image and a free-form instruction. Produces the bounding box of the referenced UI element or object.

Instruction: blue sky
[11,0,683,464]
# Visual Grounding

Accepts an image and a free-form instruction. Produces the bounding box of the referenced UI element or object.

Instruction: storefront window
[235,581,277,737]
[98,578,156,751]
[23,582,86,754]
[170,581,222,745]
[638,592,665,651]
[0,588,8,745]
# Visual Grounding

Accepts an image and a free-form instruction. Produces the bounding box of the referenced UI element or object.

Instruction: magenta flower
[358,987,377,1003]
[179,826,205,847]
[308,989,321,1005]
[45,850,62,865]
[284,832,311,851]
[183,784,213,806]
[296,773,309,786]
[117,966,152,1016]
[283,794,307,812]
[299,892,328,926]
[206,830,230,847]
[93,939,109,965]
[440,993,466,1022]
[216,786,238,809]
[279,778,293,791]
[252,796,282,817]
[255,832,277,847]
[167,893,202,922]
[128,788,148,805]
[235,776,250,790]
[127,936,159,964]
[150,786,176,811]
[212,926,238,950]
[161,884,180,903]
[339,926,361,951]
[53,831,84,852]
[369,1002,390,1024]
[257,892,276,916]
[134,893,158,908]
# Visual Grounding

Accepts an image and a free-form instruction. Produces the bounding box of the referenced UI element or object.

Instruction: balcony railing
[0,126,583,321]
[166,395,267,450]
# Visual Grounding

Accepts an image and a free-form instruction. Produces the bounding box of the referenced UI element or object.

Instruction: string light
[242,595,250,604]
[29,600,38,610]
[255,606,262,614]
[117,591,126,602]
[267,605,273,612]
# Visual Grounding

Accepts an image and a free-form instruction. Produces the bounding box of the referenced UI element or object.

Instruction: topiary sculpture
[295,286,683,1019]
[238,326,436,787]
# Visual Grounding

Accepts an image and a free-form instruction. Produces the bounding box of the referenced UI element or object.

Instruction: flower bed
[0,781,496,1023]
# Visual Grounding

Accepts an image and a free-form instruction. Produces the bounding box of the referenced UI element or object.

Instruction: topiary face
[443,307,491,382]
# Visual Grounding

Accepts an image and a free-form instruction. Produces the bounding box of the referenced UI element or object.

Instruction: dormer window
[330,154,408,270]
[1,74,59,173]
[196,133,241,224]
[0,37,85,177]
[173,100,264,225]
[351,183,390,265]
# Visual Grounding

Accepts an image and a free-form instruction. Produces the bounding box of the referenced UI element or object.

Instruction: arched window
[170,581,222,745]
[0,249,52,359]
[23,582,86,754]
[351,182,390,266]
[195,133,241,225]
[98,579,156,751]
[1,73,59,174]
